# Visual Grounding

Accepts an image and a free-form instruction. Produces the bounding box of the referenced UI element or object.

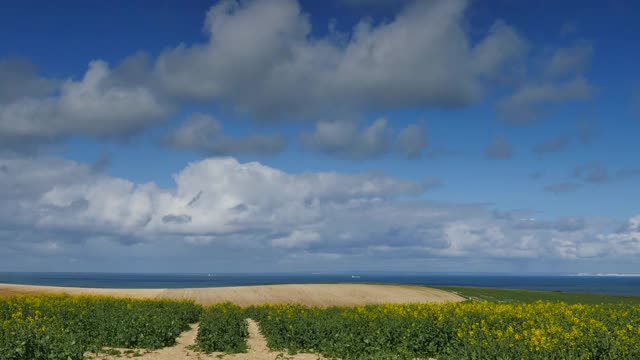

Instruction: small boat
[351,275,360,279]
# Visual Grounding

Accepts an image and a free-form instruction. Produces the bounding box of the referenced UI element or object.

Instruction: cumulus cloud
[0,154,636,271]
[498,76,596,124]
[1,0,535,157]
[472,20,528,81]
[597,216,640,256]
[0,60,170,147]
[0,58,56,104]
[532,135,570,155]
[397,123,427,159]
[2,156,427,239]
[485,136,513,159]
[496,38,596,124]
[301,119,429,160]
[544,42,593,78]
[153,0,526,119]
[164,113,286,156]
[300,119,392,160]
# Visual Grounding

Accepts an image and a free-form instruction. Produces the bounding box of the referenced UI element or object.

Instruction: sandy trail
[88,319,325,360]
[0,283,463,305]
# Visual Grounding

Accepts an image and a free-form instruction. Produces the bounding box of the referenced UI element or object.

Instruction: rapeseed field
[2,293,640,359]
[0,295,201,359]
[249,301,640,359]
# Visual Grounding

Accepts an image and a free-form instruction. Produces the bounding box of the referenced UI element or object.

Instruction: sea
[1,272,640,296]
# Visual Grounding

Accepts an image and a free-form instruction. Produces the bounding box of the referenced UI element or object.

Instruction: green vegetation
[433,286,640,304]
[3,286,640,359]
[0,294,202,360]
[196,303,248,353]
[249,302,640,359]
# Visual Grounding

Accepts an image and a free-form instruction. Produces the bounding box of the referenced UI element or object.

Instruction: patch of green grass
[433,286,640,304]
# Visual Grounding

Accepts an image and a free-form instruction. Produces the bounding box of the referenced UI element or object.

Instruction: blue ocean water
[1,272,640,296]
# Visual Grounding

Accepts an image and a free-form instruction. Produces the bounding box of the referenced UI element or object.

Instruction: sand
[0,283,464,306]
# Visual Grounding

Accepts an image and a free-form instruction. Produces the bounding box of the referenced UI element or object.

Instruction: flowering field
[2,291,640,359]
[248,301,640,359]
[196,303,248,353]
[0,295,202,360]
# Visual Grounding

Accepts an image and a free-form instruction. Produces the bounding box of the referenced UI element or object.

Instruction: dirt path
[86,323,204,360]
[87,319,325,360]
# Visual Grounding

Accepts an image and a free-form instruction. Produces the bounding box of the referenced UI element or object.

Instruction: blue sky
[0,0,639,273]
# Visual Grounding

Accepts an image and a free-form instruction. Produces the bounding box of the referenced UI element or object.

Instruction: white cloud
[498,76,596,124]
[9,156,426,240]
[154,0,525,119]
[0,58,56,104]
[300,118,391,160]
[0,0,536,157]
[544,42,593,78]
[397,123,427,159]
[496,41,596,124]
[301,118,429,160]
[0,154,635,271]
[164,113,286,156]
[598,216,640,256]
[472,20,529,80]
[0,60,170,146]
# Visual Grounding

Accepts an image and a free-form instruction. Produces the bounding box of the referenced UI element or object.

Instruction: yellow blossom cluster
[0,294,202,360]
[248,301,640,359]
